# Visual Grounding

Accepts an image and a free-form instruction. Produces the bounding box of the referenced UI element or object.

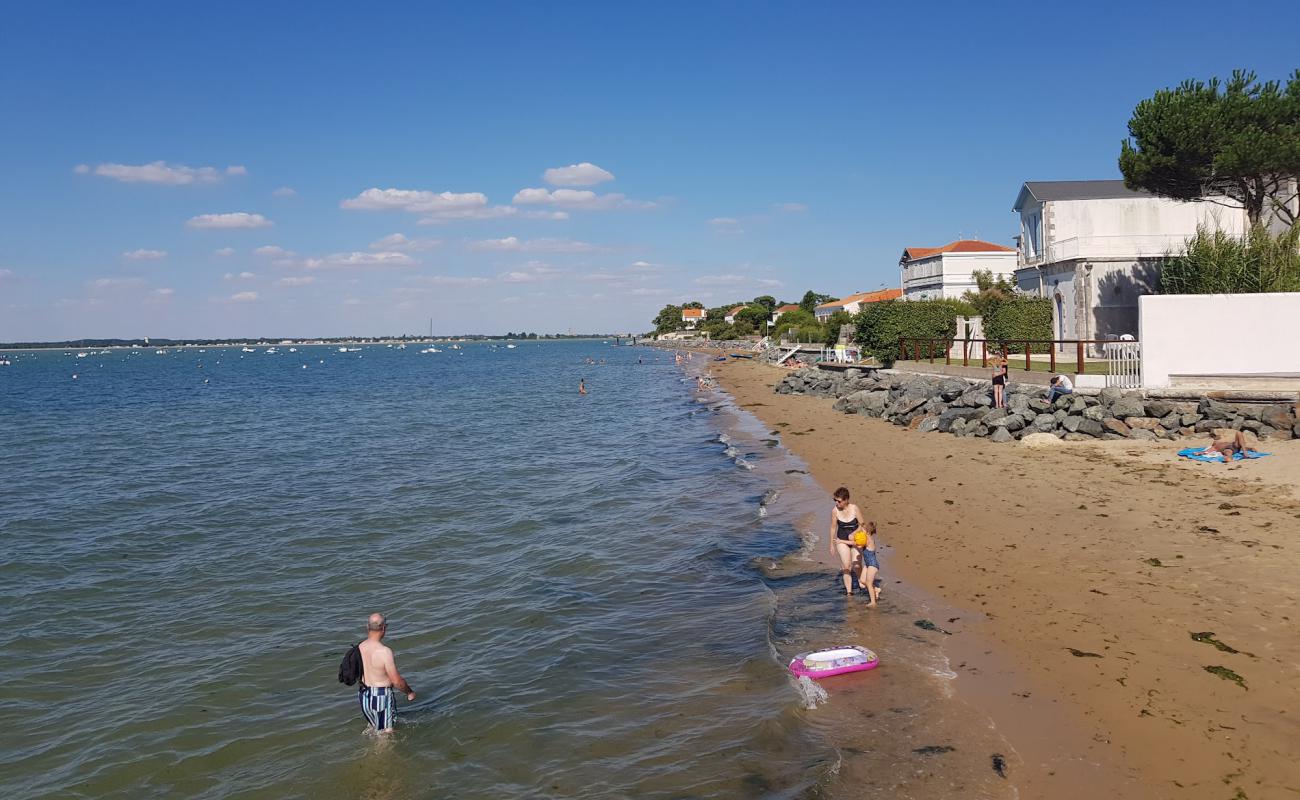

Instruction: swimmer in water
[579,378,588,395]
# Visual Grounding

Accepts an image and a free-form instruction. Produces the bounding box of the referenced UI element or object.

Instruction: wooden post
[913,341,920,362]
[1077,340,1085,374]
[945,339,951,365]
[1049,343,1056,373]
[1024,342,1031,371]
[981,340,987,368]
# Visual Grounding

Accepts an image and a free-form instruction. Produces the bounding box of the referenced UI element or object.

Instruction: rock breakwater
[774,367,1299,443]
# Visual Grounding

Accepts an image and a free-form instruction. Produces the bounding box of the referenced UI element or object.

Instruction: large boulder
[1198,397,1235,420]
[1128,429,1158,441]
[1031,413,1058,432]
[1077,418,1104,437]
[990,427,1014,443]
[1260,404,1295,431]
[1103,418,1131,436]
[1144,400,1176,419]
[1083,406,1106,421]
[1062,415,1084,432]
[938,378,969,401]
[1068,395,1088,414]
[1180,412,1203,426]
[1028,398,1052,414]
[860,391,888,416]
[1020,432,1063,449]
[1110,394,1147,419]
[916,415,940,433]
[1125,416,1163,431]
[1160,412,1182,430]
[937,407,984,432]
[1099,386,1126,406]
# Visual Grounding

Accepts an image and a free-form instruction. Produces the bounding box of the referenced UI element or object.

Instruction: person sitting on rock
[1196,430,1258,462]
[1046,374,1073,403]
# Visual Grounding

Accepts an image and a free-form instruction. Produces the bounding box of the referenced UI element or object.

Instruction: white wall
[901,251,1017,300]
[1139,292,1300,388]
[1049,197,1244,254]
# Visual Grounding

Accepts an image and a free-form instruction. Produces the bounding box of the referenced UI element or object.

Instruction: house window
[1024,212,1042,257]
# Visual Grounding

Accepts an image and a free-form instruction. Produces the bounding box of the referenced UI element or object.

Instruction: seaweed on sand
[1190,631,1255,657]
[1204,665,1247,689]
[991,753,1007,778]
[913,745,955,755]
[1066,648,1103,658]
[914,619,952,635]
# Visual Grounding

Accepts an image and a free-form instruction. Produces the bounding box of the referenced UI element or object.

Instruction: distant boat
[242,347,256,353]
[288,347,297,353]
[264,347,278,354]
[338,346,349,352]
[420,347,441,353]
[77,352,89,358]
[505,344,517,349]
[155,349,168,355]
[449,344,461,350]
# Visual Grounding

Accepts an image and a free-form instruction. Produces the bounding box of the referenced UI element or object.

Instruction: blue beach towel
[1177,447,1272,464]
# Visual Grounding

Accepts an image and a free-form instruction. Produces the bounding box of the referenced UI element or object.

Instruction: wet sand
[711,357,1300,800]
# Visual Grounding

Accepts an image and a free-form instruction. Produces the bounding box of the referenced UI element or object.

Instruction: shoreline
[708,356,1300,799]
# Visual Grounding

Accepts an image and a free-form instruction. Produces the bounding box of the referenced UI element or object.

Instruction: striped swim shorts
[359,686,395,731]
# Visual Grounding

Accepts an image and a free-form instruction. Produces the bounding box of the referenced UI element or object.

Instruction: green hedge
[983,296,1053,354]
[853,300,960,366]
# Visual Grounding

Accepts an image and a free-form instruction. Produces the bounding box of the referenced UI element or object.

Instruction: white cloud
[123,248,167,260]
[224,271,256,281]
[187,212,272,229]
[630,287,672,296]
[91,277,147,289]
[229,291,259,303]
[512,187,654,211]
[757,278,784,287]
[500,271,543,283]
[272,186,297,197]
[693,274,748,286]
[341,188,487,213]
[708,217,740,226]
[343,298,362,306]
[467,236,604,253]
[145,288,175,303]
[774,202,808,213]
[0,268,13,281]
[411,275,491,286]
[254,245,295,257]
[305,251,415,269]
[76,161,244,185]
[578,272,620,282]
[543,162,615,187]
[214,247,236,257]
[276,276,316,287]
[369,233,442,252]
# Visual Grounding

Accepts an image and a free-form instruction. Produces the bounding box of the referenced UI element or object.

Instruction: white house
[814,288,902,321]
[1012,180,1245,345]
[899,239,1019,301]
[723,305,749,324]
[899,239,1017,301]
[770,303,800,324]
[681,307,707,330]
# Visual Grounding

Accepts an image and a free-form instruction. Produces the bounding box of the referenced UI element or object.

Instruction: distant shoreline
[0,335,632,352]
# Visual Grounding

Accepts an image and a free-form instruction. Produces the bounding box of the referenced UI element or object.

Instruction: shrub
[853,300,960,366]
[1161,225,1300,294]
[823,310,853,345]
[983,296,1053,354]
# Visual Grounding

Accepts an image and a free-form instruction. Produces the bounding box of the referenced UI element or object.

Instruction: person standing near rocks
[991,355,1008,408]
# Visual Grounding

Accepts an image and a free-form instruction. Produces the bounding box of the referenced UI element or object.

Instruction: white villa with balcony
[899,239,1017,300]
[1012,180,1245,345]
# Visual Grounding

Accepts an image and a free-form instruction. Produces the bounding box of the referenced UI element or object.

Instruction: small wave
[717,433,730,444]
[733,457,754,470]
[723,446,738,458]
[793,675,829,709]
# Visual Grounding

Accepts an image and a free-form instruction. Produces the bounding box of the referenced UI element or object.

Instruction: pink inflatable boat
[788,645,879,679]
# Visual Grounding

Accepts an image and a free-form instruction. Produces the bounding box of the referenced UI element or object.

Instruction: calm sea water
[0,342,836,799]
[1,341,1021,800]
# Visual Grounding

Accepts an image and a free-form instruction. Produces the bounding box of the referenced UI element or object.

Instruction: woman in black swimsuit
[991,355,1008,409]
[829,486,875,600]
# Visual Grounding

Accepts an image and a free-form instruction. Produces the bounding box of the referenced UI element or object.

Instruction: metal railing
[898,337,1138,375]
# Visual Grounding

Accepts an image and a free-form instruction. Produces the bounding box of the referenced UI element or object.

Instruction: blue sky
[2,1,1297,340]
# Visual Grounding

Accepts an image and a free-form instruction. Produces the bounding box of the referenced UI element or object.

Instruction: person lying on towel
[1195,430,1259,462]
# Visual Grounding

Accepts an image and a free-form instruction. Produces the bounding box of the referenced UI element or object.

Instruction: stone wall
[774,367,1299,444]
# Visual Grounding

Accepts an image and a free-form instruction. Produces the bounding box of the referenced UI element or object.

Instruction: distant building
[723,305,749,324]
[1012,180,1245,344]
[814,288,902,322]
[770,303,801,324]
[899,239,1017,301]
[681,307,707,330]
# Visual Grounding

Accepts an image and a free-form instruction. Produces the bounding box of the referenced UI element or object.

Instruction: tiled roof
[774,304,800,313]
[682,307,706,318]
[902,239,1015,261]
[727,305,749,315]
[816,288,902,310]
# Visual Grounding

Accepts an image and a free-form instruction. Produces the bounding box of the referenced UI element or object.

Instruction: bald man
[357,613,415,733]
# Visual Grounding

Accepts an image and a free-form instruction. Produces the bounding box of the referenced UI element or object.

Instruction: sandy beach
[710,356,1300,800]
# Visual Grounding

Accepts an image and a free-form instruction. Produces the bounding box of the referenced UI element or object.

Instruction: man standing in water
[358,613,415,733]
